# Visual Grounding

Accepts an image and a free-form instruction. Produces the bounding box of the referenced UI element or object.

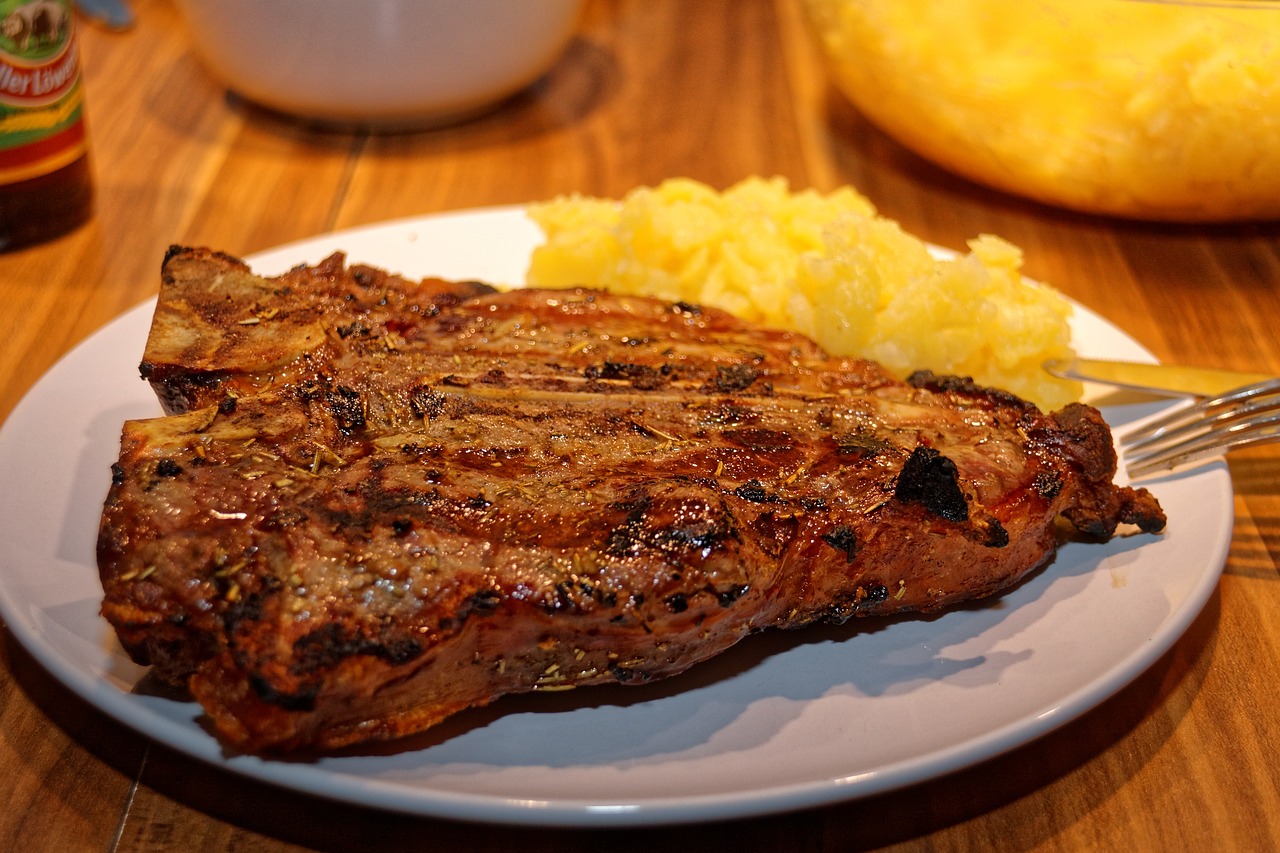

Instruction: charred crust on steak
[970,514,1010,548]
[138,368,226,415]
[1049,404,1166,536]
[894,446,969,522]
[732,479,777,503]
[479,369,508,386]
[290,623,426,676]
[821,525,859,562]
[164,243,249,272]
[1121,489,1167,534]
[1033,470,1064,499]
[335,320,370,339]
[985,517,1010,547]
[408,384,448,420]
[221,585,274,635]
[907,370,1036,411]
[705,363,761,393]
[800,496,829,513]
[863,583,889,605]
[823,582,891,622]
[609,662,651,683]
[604,494,737,563]
[326,385,366,434]
[701,401,758,426]
[248,674,319,712]
[715,584,749,607]
[585,361,667,391]
[263,507,308,530]
[1051,403,1120,482]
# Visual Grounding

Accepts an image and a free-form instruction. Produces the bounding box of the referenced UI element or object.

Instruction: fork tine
[1125,410,1280,479]
[1123,401,1254,453]
[1121,376,1280,446]
[1118,374,1280,480]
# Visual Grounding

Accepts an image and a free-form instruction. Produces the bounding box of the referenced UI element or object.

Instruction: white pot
[173,0,585,129]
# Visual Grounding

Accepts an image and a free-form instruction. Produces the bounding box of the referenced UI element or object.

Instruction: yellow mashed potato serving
[526,177,1081,410]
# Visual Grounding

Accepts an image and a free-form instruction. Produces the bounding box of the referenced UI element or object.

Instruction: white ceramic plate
[0,207,1232,827]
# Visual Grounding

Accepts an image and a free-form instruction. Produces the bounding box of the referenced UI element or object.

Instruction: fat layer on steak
[97,247,1165,752]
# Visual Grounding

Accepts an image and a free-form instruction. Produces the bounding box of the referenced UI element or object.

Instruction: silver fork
[1121,376,1280,479]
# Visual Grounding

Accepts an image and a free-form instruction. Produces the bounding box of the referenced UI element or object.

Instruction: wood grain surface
[2,1,1278,850]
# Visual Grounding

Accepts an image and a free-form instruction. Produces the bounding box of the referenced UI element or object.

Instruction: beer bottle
[0,0,93,252]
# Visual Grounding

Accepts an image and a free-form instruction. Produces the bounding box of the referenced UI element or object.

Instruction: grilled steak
[98,246,1165,753]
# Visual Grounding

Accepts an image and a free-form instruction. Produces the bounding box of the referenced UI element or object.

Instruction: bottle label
[0,0,85,186]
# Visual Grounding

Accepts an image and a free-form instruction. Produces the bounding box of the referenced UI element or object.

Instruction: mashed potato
[802,0,1280,221]
[526,177,1081,410]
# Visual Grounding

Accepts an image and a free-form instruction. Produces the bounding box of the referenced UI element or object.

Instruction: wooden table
[3,1,1278,849]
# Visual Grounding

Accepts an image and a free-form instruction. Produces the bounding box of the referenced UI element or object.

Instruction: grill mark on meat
[291,623,426,676]
[96,247,1167,752]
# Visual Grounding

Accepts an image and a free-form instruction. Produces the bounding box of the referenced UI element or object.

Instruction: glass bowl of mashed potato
[801,0,1280,221]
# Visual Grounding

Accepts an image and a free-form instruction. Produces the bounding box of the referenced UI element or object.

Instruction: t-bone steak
[96,246,1166,752]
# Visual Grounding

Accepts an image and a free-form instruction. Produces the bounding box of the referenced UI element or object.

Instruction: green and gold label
[0,0,85,184]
